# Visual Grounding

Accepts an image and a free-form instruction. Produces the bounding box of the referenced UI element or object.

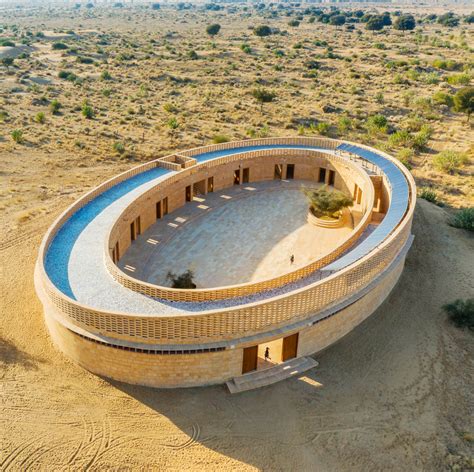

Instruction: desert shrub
[113,141,125,154]
[448,208,474,232]
[187,50,198,60]
[389,129,412,147]
[443,299,474,330]
[337,116,352,134]
[254,25,272,37]
[411,124,433,151]
[433,150,468,173]
[394,14,416,31]
[1,57,14,67]
[421,72,440,85]
[329,15,345,27]
[305,60,320,70]
[76,56,94,64]
[167,117,179,130]
[375,92,384,104]
[166,270,196,289]
[163,102,177,113]
[212,134,230,144]
[303,186,353,218]
[81,101,94,119]
[397,148,414,169]
[446,73,471,85]
[432,91,454,108]
[366,16,385,31]
[316,122,330,135]
[34,112,45,123]
[288,20,300,27]
[252,88,276,111]
[240,43,251,54]
[453,87,474,121]
[365,114,388,135]
[419,187,439,204]
[11,129,23,143]
[437,12,460,27]
[432,58,461,71]
[58,70,77,81]
[206,24,221,36]
[52,42,68,50]
[100,70,112,80]
[50,99,61,114]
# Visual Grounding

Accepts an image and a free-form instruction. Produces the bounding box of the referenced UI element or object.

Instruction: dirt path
[1,200,473,471]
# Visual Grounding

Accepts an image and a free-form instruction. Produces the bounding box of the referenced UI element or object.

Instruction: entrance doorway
[286,164,295,180]
[162,197,168,216]
[243,167,250,184]
[233,169,241,185]
[207,176,214,193]
[274,164,283,180]
[328,170,335,186]
[319,168,326,183]
[242,346,258,374]
[156,200,162,219]
[185,185,192,202]
[282,333,299,361]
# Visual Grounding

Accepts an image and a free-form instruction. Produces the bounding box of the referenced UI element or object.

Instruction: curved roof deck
[43,142,410,313]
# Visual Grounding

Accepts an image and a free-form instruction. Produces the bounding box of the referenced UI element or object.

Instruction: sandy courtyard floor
[1,200,473,471]
[120,181,353,288]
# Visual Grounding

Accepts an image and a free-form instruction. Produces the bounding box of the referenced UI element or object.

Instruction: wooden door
[243,168,250,183]
[282,333,299,362]
[163,197,168,215]
[328,170,335,186]
[186,185,192,202]
[242,346,258,374]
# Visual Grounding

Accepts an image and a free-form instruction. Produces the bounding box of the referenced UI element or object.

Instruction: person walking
[290,254,295,264]
[264,347,271,362]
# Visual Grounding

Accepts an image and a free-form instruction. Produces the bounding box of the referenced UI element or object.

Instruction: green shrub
[453,87,474,121]
[206,23,221,36]
[366,114,388,135]
[432,58,461,71]
[50,99,61,114]
[11,129,23,143]
[443,299,474,330]
[446,73,471,85]
[100,70,112,80]
[76,56,94,64]
[397,148,414,169]
[419,187,438,204]
[252,88,276,111]
[288,19,300,27]
[389,130,412,147]
[113,141,125,154]
[240,43,252,54]
[34,111,45,123]
[432,91,454,108]
[433,150,468,173]
[337,116,352,134]
[1,57,14,67]
[254,25,272,37]
[81,101,94,119]
[394,14,416,31]
[316,122,330,135]
[448,207,474,232]
[187,50,198,60]
[212,134,230,144]
[167,117,179,130]
[52,42,68,50]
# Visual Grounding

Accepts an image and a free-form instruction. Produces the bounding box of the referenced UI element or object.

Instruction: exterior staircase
[226,356,318,394]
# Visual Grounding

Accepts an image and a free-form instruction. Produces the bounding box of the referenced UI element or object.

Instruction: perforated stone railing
[36,137,415,345]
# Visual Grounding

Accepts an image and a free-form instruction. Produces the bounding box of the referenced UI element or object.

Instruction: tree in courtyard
[1,57,14,68]
[166,270,196,289]
[252,88,276,112]
[453,87,474,122]
[206,23,221,36]
[394,14,416,31]
[303,186,353,219]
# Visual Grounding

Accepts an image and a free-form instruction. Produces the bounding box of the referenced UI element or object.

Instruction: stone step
[227,357,318,394]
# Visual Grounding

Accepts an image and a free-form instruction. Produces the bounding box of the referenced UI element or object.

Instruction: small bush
[446,73,471,86]
[113,141,125,154]
[254,25,272,37]
[52,42,68,50]
[303,186,353,218]
[50,99,61,114]
[206,24,221,36]
[337,116,352,134]
[432,91,453,108]
[81,101,94,119]
[167,117,179,130]
[443,299,474,330]
[212,134,230,144]
[11,129,23,143]
[448,208,474,232]
[100,70,112,81]
[397,148,414,169]
[187,50,198,60]
[34,111,45,123]
[433,150,468,174]
[366,114,388,135]
[419,187,438,204]
[317,122,330,135]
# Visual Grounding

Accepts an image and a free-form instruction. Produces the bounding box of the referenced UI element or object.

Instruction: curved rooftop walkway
[44,143,410,315]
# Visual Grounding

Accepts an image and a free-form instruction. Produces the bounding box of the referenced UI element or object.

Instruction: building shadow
[0,336,42,370]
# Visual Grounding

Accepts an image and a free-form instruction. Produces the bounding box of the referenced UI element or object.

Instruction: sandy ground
[1,199,473,471]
